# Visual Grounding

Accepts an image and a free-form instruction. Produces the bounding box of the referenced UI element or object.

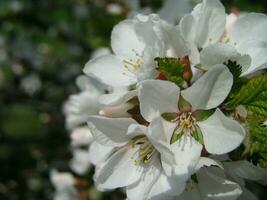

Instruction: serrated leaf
[155,57,185,87]
[248,101,267,117]
[225,60,242,82]
[227,75,267,117]
[248,116,267,166]
[228,75,267,106]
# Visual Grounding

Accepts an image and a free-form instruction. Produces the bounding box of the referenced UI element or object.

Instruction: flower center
[179,112,196,129]
[171,112,198,144]
[122,49,143,74]
[131,136,155,165]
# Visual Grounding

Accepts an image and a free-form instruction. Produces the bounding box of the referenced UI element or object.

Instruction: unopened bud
[180,56,192,82]
[99,103,133,118]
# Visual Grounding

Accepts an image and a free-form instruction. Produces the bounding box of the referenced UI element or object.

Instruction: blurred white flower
[50,170,77,200]
[70,148,91,175]
[63,75,105,130]
[106,3,123,15]
[70,127,93,147]
[20,74,42,95]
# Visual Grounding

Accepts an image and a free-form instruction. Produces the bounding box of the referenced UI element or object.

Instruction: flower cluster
[62,0,267,199]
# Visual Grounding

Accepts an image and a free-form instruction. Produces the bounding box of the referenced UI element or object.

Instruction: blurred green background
[0,0,266,200]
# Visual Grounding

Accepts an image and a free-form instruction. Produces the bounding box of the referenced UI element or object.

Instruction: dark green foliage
[225,60,248,96]
[155,57,185,87]
[248,115,267,168]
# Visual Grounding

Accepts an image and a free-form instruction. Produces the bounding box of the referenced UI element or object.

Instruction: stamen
[171,111,198,144]
[122,49,144,74]
[130,136,155,165]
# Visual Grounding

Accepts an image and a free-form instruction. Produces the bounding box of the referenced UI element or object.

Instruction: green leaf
[227,75,267,117]
[155,57,185,87]
[248,115,267,167]
[225,60,242,82]
[248,101,267,117]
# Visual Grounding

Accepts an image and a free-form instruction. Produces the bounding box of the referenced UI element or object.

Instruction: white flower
[63,75,105,129]
[224,160,267,200]
[87,116,189,200]
[176,165,242,200]
[222,13,267,75]
[158,0,201,24]
[50,170,77,200]
[137,65,245,168]
[83,14,188,106]
[179,0,267,76]
[179,0,226,65]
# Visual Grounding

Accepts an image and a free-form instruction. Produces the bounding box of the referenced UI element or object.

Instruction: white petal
[180,13,197,43]
[89,142,114,166]
[126,157,161,200]
[194,157,223,173]
[229,13,267,46]
[238,188,257,200]
[127,124,147,137]
[137,80,180,122]
[148,173,186,199]
[176,183,201,200]
[200,43,250,72]
[237,40,267,76]
[198,109,246,154]
[111,19,145,61]
[83,55,136,87]
[87,116,137,146]
[229,13,267,75]
[171,136,202,178]
[99,90,137,106]
[158,0,192,24]
[225,160,267,181]
[198,167,242,200]
[192,0,226,48]
[147,114,175,175]
[180,0,226,48]
[181,65,233,110]
[63,91,102,130]
[95,147,142,189]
